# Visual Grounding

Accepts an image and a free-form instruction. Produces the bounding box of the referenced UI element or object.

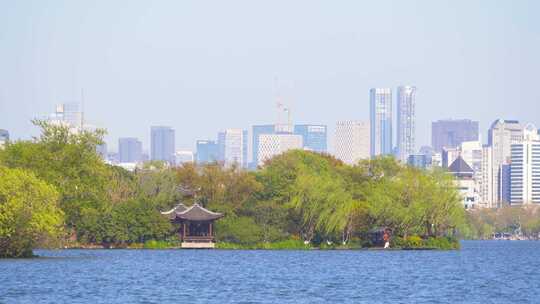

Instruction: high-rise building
[294,124,328,153]
[500,164,512,204]
[257,133,303,166]
[196,140,220,164]
[48,103,83,129]
[151,126,175,165]
[510,124,540,205]
[242,130,249,169]
[218,129,245,167]
[407,154,428,169]
[118,137,143,163]
[370,88,393,156]
[252,125,276,167]
[396,86,416,162]
[479,145,493,208]
[96,143,108,160]
[0,129,9,149]
[334,121,370,165]
[460,141,483,173]
[488,119,524,206]
[431,119,479,152]
[442,147,460,168]
[175,150,194,165]
[418,146,435,167]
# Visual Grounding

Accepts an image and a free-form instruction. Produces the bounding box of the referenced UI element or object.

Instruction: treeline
[0,122,467,257]
[467,206,540,239]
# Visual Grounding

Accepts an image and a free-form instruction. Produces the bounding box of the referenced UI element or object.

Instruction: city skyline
[2,1,539,152]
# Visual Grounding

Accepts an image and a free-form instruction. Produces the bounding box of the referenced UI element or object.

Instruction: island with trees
[3,122,538,258]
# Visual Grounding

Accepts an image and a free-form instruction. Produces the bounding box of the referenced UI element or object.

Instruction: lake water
[1,241,539,303]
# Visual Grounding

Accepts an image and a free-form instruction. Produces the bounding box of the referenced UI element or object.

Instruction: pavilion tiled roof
[161,203,223,221]
[160,203,188,220]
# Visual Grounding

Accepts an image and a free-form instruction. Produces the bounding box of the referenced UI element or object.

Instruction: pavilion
[161,203,224,248]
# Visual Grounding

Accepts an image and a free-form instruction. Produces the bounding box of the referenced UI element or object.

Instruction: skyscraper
[242,130,249,169]
[294,124,327,153]
[488,119,524,206]
[334,121,370,165]
[257,133,303,166]
[218,129,244,167]
[252,125,276,167]
[196,140,219,164]
[118,137,143,163]
[96,143,108,160]
[480,145,493,208]
[370,88,392,157]
[431,119,479,152]
[407,154,428,169]
[396,86,416,162]
[48,103,83,129]
[151,126,175,165]
[510,125,540,204]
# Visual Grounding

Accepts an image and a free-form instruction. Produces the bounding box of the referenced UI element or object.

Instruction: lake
[1,241,539,303]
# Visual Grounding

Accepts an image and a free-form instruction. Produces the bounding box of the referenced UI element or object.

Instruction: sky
[1,0,539,153]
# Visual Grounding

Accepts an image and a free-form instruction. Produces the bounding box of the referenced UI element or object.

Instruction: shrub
[143,239,178,249]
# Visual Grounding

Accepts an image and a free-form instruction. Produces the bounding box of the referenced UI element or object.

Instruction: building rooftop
[448,156,474,176]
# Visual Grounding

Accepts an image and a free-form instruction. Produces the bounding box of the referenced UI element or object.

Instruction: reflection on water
[1,241,539,304]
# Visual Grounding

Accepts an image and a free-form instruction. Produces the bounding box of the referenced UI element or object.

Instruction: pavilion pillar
[209,222,213,236]
[183,222,187,240]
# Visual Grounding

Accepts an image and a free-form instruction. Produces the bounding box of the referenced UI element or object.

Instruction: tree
[0,120,110,229]
[0,167,64,258]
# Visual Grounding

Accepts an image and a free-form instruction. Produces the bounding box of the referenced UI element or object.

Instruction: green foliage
[0,121,468,253]
[423,236,460,250]
[143,239,179,249]
[0,121,110,229]
[466,205,540,239]
[78,199,172,246]
[391,235,459,250]
[0,167,64,258]
[216,216,264,244]
[216,239,311,250]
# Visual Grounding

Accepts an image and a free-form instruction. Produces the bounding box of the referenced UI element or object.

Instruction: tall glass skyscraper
[294,124,327,153]
[196,140,219,164]
[396,86,416,162]
[150,126,175,165]
[118,137,143,163]
[370,88,393,157]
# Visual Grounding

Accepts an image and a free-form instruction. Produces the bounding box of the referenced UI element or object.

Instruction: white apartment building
[334,121,370,165]
[488,119,524,207]
[218,129,245,167]
[510,125,540,205]
[257,133,303,166]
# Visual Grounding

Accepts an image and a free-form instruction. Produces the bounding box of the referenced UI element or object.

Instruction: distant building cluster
[11,91,536,209]
[429,119,540,209]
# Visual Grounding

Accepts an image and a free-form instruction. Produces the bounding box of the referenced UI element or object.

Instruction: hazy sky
[1,0,539,153]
